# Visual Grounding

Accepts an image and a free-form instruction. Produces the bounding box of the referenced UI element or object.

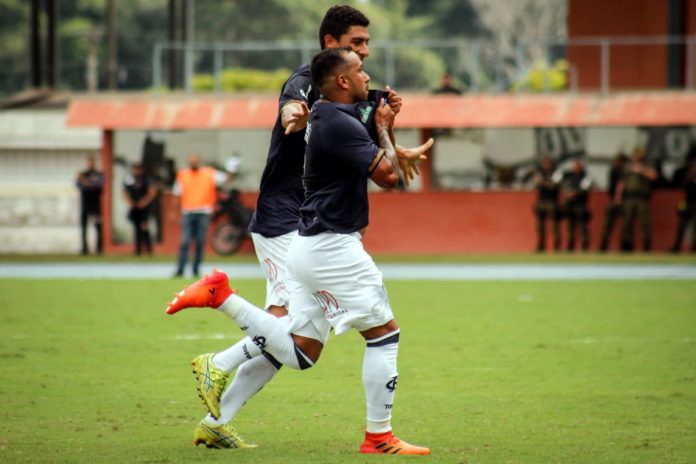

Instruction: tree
[470,0,567,90]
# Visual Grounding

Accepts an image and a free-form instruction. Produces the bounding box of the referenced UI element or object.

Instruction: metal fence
[3,35,694,96]
[151,35,696,94]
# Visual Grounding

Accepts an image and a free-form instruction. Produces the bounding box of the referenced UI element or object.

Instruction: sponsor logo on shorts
[263,258,278,283]
[312,290,348,319]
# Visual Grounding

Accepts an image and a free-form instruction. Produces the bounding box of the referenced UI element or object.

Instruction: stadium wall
[142,190,683,256]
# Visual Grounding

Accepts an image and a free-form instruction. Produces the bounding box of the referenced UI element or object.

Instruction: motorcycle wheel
[211,222,245,255]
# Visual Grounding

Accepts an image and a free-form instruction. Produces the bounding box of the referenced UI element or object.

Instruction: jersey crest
[358,105,373,124]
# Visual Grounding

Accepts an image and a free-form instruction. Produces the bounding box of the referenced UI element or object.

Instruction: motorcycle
[210,188,254,255]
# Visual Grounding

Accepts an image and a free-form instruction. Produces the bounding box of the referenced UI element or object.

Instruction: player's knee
[267,305,289,318]
[292,334,324,366]
[360,319,399,340]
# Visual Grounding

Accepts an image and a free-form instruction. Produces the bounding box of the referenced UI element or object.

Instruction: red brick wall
[567,0,670,90]
[137,190,683,256]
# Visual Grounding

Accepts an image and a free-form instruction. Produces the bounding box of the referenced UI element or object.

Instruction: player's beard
[353,84,369,102]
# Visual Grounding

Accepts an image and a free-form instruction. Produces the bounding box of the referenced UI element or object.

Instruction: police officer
[76,155,104,255]
[619,149,657,252]
[533,155,562,252]
[123,163,157,255]
[561,158,593,251]
[670,153,696,253]
[599,152,629,252]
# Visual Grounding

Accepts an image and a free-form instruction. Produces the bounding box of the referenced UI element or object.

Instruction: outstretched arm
[395,138,434,187]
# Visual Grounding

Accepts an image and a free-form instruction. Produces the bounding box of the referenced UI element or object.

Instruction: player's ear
[336,73,350,90]
[323,34,338,48]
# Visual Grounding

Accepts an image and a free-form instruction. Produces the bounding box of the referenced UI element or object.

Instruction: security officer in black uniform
[533,155,562,252]
[123,163,157,255]
[76,155,104,255]
[599,152,629,251]
[670,153,696,253]
[561,158,593,251]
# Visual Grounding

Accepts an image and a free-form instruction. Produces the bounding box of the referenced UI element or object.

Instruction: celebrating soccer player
[167,46,432,455]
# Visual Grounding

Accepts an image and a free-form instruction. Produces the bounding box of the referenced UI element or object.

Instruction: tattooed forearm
[378,125,399,175]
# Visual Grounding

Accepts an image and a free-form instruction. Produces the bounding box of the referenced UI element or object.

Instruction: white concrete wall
[0,109,101,254]
[0,150,100,253]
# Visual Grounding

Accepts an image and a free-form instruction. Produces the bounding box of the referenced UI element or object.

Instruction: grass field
[0,276,695,463]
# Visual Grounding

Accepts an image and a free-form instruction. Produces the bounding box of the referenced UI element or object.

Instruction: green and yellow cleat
[191,353,229,419]
[193,420,256,449]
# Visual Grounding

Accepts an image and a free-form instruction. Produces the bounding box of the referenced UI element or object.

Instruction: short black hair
[311,47,352,90]
[318,5,369,49]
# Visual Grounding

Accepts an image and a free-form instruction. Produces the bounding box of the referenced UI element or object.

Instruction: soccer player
[167,47,432,455]
[182,5,405,448]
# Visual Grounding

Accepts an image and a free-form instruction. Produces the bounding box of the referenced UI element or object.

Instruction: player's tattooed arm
[370,100,399,188]
[281,100,310,135]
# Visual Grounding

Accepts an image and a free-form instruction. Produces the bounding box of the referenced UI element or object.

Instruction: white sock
[218,294,313,370]
[212,337,262,373]
[203,355,280,426]
[363,330,400,434]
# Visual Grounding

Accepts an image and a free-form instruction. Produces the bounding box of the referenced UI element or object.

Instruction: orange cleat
[359,431,431,455]
[166,269,234,315]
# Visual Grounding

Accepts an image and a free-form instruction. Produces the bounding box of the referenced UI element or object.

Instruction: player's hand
[395,138,434,186]
[385,85,402,115]
[375,98,395,131]
[282,101,310,135]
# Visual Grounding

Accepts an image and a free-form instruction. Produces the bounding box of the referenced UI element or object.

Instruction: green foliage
[192,67,292,92]
[514,59,569,92]
[394,48,446,89]
[0,277,695,463]
[0,0,555,94]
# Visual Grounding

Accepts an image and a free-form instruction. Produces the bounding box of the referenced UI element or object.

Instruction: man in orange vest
[173,154,217,277]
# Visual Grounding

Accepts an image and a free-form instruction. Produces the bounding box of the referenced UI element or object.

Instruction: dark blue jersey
[299,102,384,236]
[249,64,320,237]
[249,76,385,237]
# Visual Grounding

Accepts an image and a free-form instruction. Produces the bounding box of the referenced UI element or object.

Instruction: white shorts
[286,232,394,344]
[251,231,297,309]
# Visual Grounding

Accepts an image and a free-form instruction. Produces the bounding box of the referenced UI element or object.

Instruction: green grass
[0,278,695,463]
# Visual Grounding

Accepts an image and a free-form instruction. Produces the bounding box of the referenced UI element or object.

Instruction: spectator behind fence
[432,73,463,95]
[173,154,218,278]
[75,155,103,255]
[122,163,157,256]
[560,158,593,252]
[599,152,629,252]
[669,151,696,253]
[532,155,562,252]
[618,148,657,252]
